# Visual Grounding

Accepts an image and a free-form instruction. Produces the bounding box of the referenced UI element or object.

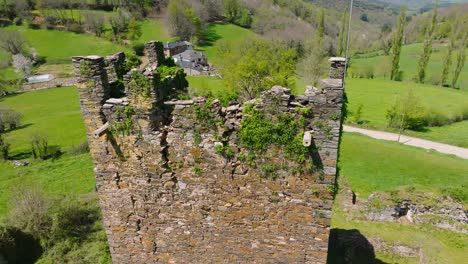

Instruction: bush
[50,199,100,241]
[69,142,89,155]
[393,70,404,82]
[12,17,22,26]
[386,89,427,131]
[441,186,468,203]
[132,42,145,56]
[30,133,49,159]
[424,109,450,127]
[0,134,10,160]
[6,186,51,241]
[66,23,84,34]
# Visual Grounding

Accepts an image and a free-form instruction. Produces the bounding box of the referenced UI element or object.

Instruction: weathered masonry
[73,42,345,263]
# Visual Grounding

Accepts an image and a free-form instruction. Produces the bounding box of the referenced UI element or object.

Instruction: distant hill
[370,0,468,11]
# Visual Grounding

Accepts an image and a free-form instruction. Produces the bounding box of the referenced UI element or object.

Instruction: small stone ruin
[72,41,346,263]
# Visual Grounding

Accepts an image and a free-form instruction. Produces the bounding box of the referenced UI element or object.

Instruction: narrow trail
[343,125,468,160]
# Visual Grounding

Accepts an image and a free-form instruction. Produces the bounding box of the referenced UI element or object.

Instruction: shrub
[12,17,22,26]
[393,70,404,82]
[0,134,10,160]
[30,132,49,159]
[441,186,468,203]
[66,23,84,34]
[69,142,89,155]
[6,186,51,240]
[50,199,100,241]
[353,104,364,124]
[0,107,22,130]
[260,164,279,179]
[424,108,450,127]
[386,89,427,131]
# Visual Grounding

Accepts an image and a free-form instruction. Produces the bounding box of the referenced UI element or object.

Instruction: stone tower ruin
[73,43,345,263]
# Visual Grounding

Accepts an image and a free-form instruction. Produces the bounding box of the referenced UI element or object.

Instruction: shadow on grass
[0,226,43,263]
[8,151,32,160]
[199,24,222,48]
[327,229,387,264]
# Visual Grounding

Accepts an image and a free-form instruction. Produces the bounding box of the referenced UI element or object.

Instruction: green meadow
[3,25,129,63]
[334,133,468,263]
[338,132,468,198]
[198,23,257,66]
[0,87,88,156]
[352,43,468,89]
[345,78,468,147]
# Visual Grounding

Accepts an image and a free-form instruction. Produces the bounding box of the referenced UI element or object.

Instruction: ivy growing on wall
[239,104,312,164]
[128,72,152,97]
[79,60,93,77]
[109,106,134,136]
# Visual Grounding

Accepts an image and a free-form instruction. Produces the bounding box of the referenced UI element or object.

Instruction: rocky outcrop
[73,45,346,263]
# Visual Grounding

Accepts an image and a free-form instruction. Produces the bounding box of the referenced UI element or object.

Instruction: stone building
[72,41,346,263]
[163,41,192,57]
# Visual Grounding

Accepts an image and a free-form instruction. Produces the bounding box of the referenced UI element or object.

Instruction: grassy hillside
[346,78,468,147]
[3,26,129,64]
[352,43,468,89]
[135,19,173,43]
[198,23,258,66]
[0,87,88,156]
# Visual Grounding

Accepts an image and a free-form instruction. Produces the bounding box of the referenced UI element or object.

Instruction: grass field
[0,153,94,216]
[2,25,129,64]
[0,87,88,156]
[198,23,257,66]
[136,19,173,43]
[339,132,468,198]
[334,132,468,263]
[346,78,468,147]
[352,43,468,89]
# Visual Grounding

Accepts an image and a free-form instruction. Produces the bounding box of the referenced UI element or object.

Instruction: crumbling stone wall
[72,47,345,263]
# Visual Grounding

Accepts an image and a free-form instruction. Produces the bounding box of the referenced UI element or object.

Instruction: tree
[0,30,27,55]
[386,89,427,131]
[441,21,455,86]
[217,38,297,99]
[297,35,327,86]
[109,8,130,40]
[126,19,142,40]
[167,0,203,41]
[452,35,467,88]
[12,54,32,77]
[201,0,222,21]
[0,107,22,131]
[84,11,105,37]
[337,11,348,57]
[416,2,438,83]
[390,6,407,81]
[223,0,240,22]
[316,8,325,40]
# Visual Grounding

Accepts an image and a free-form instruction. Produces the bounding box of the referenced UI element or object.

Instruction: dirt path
[343,125,468,160]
